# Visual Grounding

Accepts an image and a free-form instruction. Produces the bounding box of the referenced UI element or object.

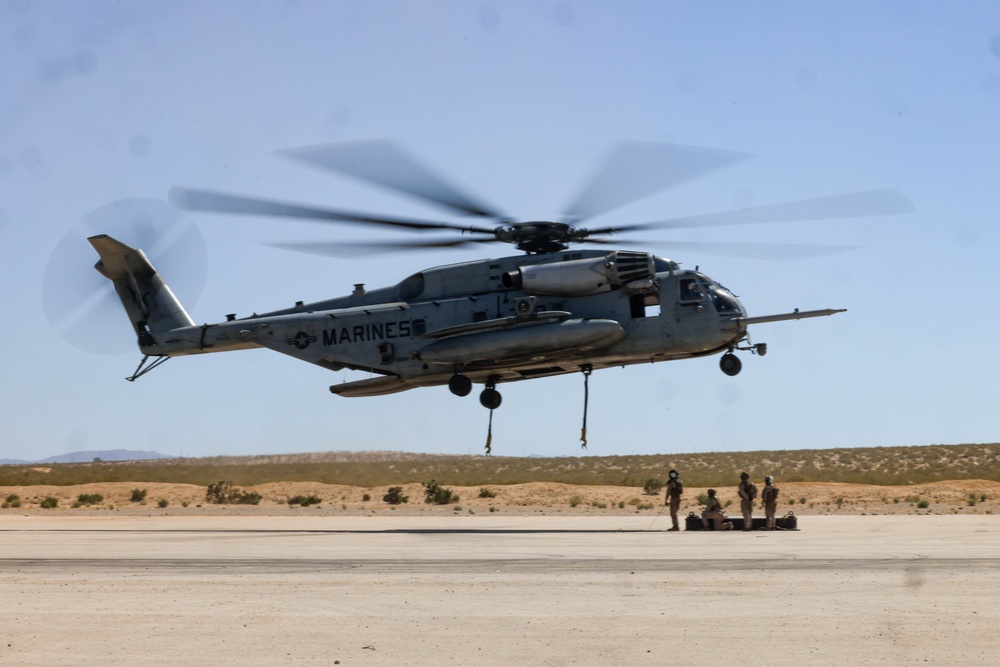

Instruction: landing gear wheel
[720,353,742,377]
[448,373,472,397]
[479,388,502,410]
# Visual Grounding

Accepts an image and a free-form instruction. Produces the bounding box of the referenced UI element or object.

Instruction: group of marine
[664,470,780,531]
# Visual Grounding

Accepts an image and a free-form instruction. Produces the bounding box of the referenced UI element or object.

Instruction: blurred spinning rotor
[169,140,913,258]
[42,198,207,354]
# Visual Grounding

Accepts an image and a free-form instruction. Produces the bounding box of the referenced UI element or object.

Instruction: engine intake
[502,251,655,296]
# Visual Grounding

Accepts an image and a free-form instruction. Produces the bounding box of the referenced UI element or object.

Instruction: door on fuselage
[623,289,663,353]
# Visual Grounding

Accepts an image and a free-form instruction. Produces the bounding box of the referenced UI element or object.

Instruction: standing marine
[738,472,757,531]
[665,469,684,531]
[761,475,780,530]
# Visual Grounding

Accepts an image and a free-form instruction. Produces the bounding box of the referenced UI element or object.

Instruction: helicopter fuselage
[126,246,808,397]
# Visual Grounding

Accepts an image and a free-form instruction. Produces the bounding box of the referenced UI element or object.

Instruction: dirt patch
[3,479,999,516]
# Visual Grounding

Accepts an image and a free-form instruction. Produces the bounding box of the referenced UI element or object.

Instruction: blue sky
[2,1,998,460]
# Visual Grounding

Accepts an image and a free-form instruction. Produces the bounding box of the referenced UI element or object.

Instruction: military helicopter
[87,141,912,450]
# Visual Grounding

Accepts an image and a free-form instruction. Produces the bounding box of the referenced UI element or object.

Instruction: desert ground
[1,512,998,666]
[3,479,999,516]
[6,475,999,663]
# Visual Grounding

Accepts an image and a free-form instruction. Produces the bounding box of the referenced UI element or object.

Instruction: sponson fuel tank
[417,318,626,364]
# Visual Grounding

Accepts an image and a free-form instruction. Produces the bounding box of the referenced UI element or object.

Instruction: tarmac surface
[1,514,998,665]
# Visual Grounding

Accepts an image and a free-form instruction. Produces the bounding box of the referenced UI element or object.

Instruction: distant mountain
[0,450,176,465]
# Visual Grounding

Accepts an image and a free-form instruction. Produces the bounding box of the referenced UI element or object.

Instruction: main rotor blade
[660,240,860,260]
[262,237,498,257]
[169,187,498,234]
[621,188,914,232]
[561,142,753,223]
[281,140,507,219]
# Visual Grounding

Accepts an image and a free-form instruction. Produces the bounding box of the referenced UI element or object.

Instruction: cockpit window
[679,277,704,303]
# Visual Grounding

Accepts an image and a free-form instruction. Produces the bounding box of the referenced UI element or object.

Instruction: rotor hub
[497,221,576,253]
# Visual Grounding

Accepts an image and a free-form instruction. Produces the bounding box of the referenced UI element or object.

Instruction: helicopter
[87,141,912,451]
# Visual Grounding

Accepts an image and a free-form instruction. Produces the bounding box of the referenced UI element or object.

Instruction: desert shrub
[362,493,371,502]
[724,499,733,508]
[643,478,664,495]
[383,486,409,505]
[787,498,795,505]
[239,490,261,505]
[3,494,21,509]
[478,487,497,498]
[206,481,233,503]
[637,503,653,510]
[287,495,322,507]
[618,501,625,509]
[489,506,498,512]
[130,488,148,502]
[569,495,582,508]
[205,481,260,505]
[76,493,104,505]
[157,499,169,508]
[40,496,59,509]
[917,499,929,509]
[423,480,459,505]
[592,501,607,509]
[695,493,709,505]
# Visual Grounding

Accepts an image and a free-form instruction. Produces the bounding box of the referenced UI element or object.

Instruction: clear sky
[2,1,999,461]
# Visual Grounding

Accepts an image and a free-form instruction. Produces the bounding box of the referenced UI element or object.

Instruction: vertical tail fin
[88,235,195,344]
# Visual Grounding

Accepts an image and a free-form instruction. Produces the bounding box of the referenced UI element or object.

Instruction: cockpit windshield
[708,284,742,314]
[679,273,743,315]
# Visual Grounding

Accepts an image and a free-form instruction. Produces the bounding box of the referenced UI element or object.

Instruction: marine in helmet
[701,488,731,530]
[761,475,780,530]
[665,469,684,531]
[738,472,757,531]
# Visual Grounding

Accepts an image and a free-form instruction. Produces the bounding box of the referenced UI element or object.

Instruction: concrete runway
[1,514,998,665]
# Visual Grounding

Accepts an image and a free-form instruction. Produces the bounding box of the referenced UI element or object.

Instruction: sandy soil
[3,479,998,516]
[2,514,999,666]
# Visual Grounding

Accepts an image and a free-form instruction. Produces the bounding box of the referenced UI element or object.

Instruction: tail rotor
[42,198,207,354]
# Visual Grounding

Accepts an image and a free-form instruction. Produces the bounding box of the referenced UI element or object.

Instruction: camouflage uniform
[762,476,780,530]
[665,470,683,531]
[701,490,728,530]
[738,473,757,531]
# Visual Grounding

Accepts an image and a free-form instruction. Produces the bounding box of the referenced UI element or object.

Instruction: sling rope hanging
[580,366,593,449]
[484,408,493,456]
